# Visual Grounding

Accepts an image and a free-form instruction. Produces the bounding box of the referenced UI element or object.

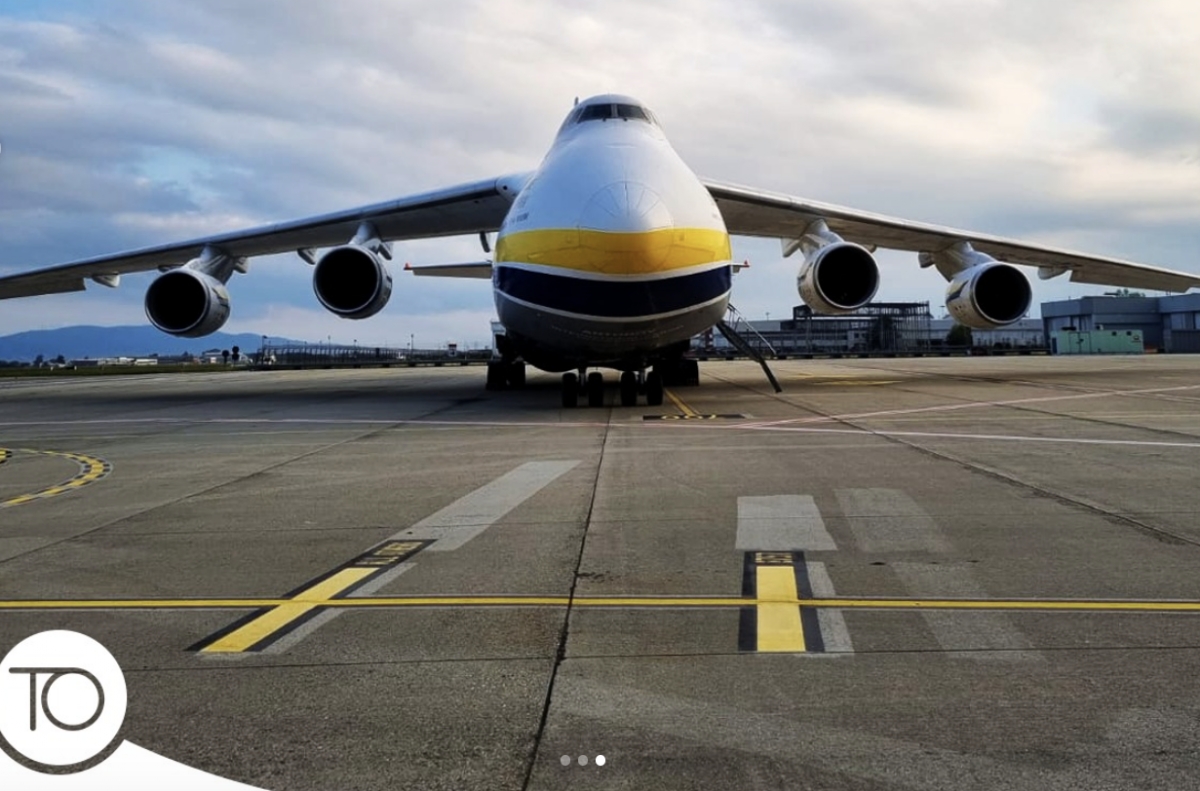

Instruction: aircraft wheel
[586,371,605,407]
[486,360,507,391]
[682,358,700,386]
[561,372,578,408]
[645,370,664,406]
[619,371,638,407]
[507,362,526,388]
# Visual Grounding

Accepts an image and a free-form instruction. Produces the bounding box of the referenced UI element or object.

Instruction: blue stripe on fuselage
[494,265,731,319]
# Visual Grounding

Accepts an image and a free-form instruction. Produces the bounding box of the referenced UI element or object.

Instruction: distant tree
[946,324,973,347]
[33,354,44,367]
[221,349,230,364]
[231,345,240,363]
[53,354,66,365]
[1103,288,1146,298]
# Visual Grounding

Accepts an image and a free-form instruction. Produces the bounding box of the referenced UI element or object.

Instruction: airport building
[693,295,1200,357]
[695,302,1046,356]
[1040,294,1200,353]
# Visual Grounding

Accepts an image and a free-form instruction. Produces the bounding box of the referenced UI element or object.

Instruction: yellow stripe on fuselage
[495,227,731,275]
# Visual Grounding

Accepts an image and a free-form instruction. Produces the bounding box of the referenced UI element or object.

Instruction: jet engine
[313,225,393,319]
[144,269,231,338]
[796,241,880,315]
[945,262,1032,329]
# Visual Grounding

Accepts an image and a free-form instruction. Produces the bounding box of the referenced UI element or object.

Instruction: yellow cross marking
[755,565,807,652]
[200,567,378,653]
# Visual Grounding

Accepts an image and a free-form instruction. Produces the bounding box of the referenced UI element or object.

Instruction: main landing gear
[486,360,526,391]
[559,369,605,408]
[560,366,673,408]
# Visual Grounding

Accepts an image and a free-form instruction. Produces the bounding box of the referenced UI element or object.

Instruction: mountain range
[0,325,305,362]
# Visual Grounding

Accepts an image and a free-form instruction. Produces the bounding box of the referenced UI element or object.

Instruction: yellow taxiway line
[0,448,112,507]
[3,596,1200,612]
[663,388,700,418]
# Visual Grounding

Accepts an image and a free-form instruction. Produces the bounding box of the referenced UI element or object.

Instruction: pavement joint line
[0,447,112,508]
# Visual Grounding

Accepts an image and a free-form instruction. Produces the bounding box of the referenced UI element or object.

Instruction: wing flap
[0,276,88,299]
[403,261,493,279]
[705,179,1200,293]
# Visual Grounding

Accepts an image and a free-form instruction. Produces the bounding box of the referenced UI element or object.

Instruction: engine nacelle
[945,262,1032,329]
[796,242,879,314]
[144,269,231,338]
[313,244,393,319]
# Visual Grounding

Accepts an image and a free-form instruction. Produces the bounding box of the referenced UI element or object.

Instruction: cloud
[2,0,1199,346]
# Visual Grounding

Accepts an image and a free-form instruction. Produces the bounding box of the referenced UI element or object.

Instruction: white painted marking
[806,561,853,654]
[837,489,950,554]
[740,383,1200,429]
[744,425,1200,450]
[736,495,836,552]
[891,561,1041,662]
[393,460,580,550]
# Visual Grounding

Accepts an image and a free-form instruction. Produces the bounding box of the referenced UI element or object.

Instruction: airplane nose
[575,181,678,274]
[579,181,673,233]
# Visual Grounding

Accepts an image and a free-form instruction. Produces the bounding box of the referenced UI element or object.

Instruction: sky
[3,0,1200,348]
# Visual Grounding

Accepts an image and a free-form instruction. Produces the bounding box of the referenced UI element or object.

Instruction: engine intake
[144,269,231,337]
[945,263,1032,328]
[796,242,879,314]
[313,245,393,319]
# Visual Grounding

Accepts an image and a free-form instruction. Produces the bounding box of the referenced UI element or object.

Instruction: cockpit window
[577,104,614,122]
[615,104,649,121]
[567,103,657,127]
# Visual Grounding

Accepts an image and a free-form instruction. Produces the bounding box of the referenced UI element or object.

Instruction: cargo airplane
[3,94,1199,407]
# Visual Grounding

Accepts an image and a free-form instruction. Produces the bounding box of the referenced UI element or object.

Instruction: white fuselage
[491,99,733,371]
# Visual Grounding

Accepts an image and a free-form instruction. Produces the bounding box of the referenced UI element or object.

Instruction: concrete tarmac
[1,356,1200,789]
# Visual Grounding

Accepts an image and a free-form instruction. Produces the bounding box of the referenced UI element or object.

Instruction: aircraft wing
[0,174,528,299]
[705,179,1200,292]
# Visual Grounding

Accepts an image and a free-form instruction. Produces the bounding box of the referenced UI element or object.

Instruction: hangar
[1041,294,1200,353]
